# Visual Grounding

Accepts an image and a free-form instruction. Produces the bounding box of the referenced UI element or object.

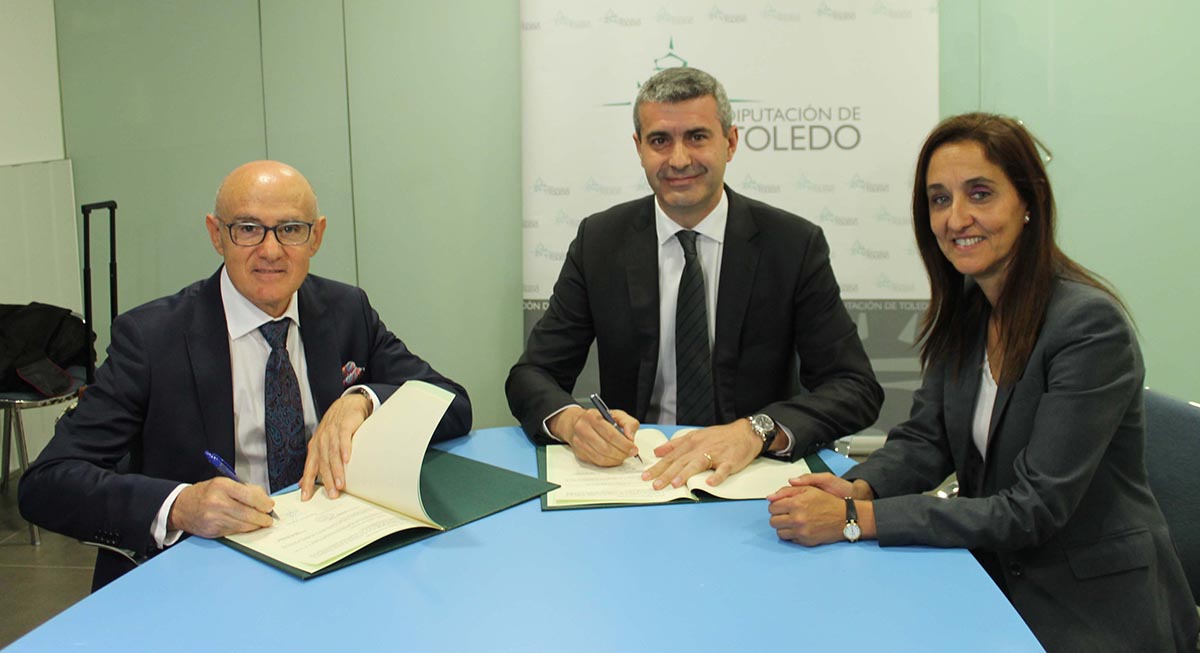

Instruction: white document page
[342,380,455,521]
[687,455,812,500]
[545,429,694,506]
[224,381,454,572]
[226,490,432,574]
[546,428,816,506]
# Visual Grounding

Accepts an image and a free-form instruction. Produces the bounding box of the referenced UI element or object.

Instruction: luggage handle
[81,200,118,385]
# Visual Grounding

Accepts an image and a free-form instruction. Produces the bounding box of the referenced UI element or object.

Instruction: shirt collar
[220,266,301,341]
[654,189,728,246]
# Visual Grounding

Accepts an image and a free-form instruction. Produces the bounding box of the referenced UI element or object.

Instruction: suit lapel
[944,321,986,495]
[186,270,235,462]
[298,279,342,417]
[713,188,759,421]
[623,200,660,419]
[984,360,1018,475]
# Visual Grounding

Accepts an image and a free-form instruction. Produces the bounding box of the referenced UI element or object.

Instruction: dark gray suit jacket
[506,187,882,460]
[845,278,1198,652]
[19,270,472,590]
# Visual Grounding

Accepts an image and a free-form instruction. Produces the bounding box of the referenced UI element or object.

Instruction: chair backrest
[1143,388,1200,605]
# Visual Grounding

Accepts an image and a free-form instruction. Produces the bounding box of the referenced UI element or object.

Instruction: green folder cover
[221,449,556,579]
[537,446,831,511]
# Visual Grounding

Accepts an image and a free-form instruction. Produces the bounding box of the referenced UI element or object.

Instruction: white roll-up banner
[521,1,939,433]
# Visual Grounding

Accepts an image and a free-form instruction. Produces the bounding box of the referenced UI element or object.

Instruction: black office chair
[0,366,87,546]
[1143,388,1200,606]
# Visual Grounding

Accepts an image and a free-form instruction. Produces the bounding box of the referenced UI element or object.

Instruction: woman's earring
[1023,213,1031,224]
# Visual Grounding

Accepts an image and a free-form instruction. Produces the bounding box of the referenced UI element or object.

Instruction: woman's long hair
[911,113,1119,384]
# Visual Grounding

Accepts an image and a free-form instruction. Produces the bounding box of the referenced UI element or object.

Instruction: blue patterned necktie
[675,230,715,426]
[259,319,305,492]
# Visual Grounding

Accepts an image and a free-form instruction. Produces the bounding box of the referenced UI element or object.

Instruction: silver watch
[747,414,776,455]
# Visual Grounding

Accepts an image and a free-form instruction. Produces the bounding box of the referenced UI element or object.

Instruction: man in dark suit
[506,67,881,490]
[19,161,471,590]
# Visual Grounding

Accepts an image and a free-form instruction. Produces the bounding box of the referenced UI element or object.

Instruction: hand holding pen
[589,393,643,463]
[204,450,280,520]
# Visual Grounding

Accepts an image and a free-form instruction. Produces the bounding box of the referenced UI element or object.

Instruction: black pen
[588,393,642,463]
[204,450,280,520]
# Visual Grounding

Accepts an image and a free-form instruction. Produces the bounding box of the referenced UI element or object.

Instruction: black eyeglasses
[221,221,314,246]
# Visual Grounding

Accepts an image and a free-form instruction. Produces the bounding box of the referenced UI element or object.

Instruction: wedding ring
[702,452,713,469]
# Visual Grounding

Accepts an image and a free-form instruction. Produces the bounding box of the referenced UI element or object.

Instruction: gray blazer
[845,278,1198,652]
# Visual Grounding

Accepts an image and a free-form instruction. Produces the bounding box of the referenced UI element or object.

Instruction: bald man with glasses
[19,160,472,590]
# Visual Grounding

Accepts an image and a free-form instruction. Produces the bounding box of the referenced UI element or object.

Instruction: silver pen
[588,393,642,463]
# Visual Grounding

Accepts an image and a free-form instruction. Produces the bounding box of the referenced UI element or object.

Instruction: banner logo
[603,10,641,27]
[532,178,570,195]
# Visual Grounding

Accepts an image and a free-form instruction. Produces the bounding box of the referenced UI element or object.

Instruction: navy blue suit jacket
[19,269,471,589]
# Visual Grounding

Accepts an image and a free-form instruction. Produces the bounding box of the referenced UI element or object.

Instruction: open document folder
[222,381,555,579]
[539,428,830,510]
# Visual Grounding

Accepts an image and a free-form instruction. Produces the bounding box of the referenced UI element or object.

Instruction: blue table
[8,427,1044,652]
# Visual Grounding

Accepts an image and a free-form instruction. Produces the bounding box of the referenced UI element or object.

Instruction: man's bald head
[214,160,319,223]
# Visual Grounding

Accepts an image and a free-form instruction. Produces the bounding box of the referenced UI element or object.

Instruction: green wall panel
[260,0,357,285]
[56,0,267,355]
[973,0,1199,399]
[938,0,980,117]
[344,0,523,428]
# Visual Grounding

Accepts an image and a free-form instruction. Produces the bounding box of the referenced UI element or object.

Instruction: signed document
[225,381,451,574]
[542,429,823,509]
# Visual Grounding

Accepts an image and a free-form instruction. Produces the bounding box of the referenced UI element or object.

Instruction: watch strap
[843,496,861,542]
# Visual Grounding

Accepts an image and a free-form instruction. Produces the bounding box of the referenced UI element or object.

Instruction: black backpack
[0,303,94,397]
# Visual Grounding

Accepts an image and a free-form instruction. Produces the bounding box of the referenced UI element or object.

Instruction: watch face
[751,414,775,435]
[843,522,862,542]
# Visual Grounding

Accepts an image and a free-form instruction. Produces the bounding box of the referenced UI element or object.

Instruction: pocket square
[341,361,365,387]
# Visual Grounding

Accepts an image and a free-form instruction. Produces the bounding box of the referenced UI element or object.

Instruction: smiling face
[204,161,326,317]
[634,95,738,228]
[925,140,1028,303]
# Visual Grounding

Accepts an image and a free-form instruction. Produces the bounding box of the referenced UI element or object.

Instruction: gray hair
[633,67,733,135]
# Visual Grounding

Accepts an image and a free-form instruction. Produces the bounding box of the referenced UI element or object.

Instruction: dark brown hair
[911,113,1119,384]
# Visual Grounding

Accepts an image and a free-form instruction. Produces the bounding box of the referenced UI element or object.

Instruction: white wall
[0,0,63,166]
[1,0,75,472]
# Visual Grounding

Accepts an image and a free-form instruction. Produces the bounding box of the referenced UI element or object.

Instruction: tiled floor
[0,472,94,649]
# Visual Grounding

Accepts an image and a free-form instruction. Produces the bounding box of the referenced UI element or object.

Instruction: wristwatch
[747,414,777,456]
[843,497,862,542]
[349,386,375,416]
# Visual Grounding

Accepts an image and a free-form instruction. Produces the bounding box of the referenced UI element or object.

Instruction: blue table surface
[8,426,1043,652]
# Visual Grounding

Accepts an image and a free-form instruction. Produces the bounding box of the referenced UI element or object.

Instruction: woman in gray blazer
[766,113,1198,652]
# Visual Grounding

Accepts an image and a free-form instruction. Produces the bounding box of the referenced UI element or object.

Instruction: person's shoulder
[589,194,653,219]
[564,195,655,250]
[1048,277,1123,317]
[1045,276,1132,338]
[299,274,370,316]
[120,273,215,324]
[730,189,821,238]
[580,195,654,230]
[301,273,361,297]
